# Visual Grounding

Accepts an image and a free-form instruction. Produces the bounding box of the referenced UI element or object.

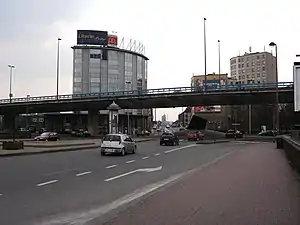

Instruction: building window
[73,87,82,93]
[252,68,255,72]
[90,87,100,93]
[257,55,260,60]
[90,54,101,59]
[91,77,100,82]
[246,63,249,67]
[262,66,265,71]
[74,77,82,82]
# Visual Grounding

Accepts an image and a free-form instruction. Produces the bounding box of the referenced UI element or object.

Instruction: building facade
[230,51,276,84]
[72,45,149,117]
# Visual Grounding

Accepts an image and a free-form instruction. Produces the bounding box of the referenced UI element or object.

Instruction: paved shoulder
[103,143,300,225]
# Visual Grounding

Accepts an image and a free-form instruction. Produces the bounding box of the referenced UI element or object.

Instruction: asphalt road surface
[0,140,281,225]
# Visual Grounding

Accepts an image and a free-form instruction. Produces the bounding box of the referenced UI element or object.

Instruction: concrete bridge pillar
[3,113,15,132]
[87,108,99,136]
[107,102,120,134]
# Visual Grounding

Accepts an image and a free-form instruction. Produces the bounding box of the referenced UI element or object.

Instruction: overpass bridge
[0,82,294,114]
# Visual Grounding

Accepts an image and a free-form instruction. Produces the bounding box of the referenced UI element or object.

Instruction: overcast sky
[1,0,299,121]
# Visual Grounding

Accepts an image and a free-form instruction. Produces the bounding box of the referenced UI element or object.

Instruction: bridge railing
[0,82,293,104]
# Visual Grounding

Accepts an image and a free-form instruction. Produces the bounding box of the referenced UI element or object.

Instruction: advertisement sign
[194,106,221,113]
[294,62,300,111]
[108,35,118,47]
[77,30,108,46]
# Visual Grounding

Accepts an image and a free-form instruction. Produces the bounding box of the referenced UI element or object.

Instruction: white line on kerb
[142,156,150,160]
[37,180,58,187]
[106,165,117,169]
[76,171,92,177]
[104,170,137,182]
[154,153,160,156]
[126,160,135,164]
[164,144,196,154]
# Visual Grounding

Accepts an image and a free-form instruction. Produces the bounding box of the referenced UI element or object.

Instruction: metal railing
[0,82,293,105]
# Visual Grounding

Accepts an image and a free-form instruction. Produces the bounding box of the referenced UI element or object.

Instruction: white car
[100,134,136,156]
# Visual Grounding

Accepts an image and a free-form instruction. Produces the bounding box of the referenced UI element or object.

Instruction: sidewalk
[103,143,300,225]
[0,137,155,157]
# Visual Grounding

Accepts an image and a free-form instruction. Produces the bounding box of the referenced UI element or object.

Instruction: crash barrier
[276,136,300,175]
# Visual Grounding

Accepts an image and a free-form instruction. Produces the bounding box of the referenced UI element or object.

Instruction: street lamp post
[218,40,221,83]
[269,42,279,132]
[26,95,30,130]
[204,18,207,92]
[8,65,15,103]
[56,37,62,100]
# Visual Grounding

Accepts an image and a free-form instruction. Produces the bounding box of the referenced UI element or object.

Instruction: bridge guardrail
[277,135,300,175]
[0,82,293,105]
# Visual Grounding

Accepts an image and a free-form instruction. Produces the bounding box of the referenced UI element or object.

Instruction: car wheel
[36,138,40,141]
[121,148,126,156]
[172,141,175,146]
[132,146,136,154]
[160,142,163,146]
[101,152,105,156]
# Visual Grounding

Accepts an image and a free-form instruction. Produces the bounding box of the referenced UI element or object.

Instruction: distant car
[160,132,179,146]
[258,130,277,136]
[225,130,243,138]
[71,129,91,137]
[187,131,204,141]
[100,134,136,156]
[34,132,59,141]
[166,125,170,128]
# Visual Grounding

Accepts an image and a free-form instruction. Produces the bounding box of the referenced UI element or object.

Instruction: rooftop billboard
[77,30,108,46]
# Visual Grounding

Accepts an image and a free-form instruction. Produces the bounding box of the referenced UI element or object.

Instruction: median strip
[76,171,92,177]
[37,179,58,187]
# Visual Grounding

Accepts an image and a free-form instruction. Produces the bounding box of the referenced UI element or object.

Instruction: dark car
[160,132,179,146]
[225,129,243,138]
[71,129,91,137]
[34,132,60,141]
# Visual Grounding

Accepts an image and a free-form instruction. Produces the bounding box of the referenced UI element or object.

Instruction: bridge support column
[87,109,99,136]
[107,102,120,134]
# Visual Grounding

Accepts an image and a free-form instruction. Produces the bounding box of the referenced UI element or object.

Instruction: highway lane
[0,140,258,225]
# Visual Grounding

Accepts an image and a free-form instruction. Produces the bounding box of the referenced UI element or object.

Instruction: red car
[187,131,204,141]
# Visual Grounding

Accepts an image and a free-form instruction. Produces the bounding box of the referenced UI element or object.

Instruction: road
[0,140,282,225]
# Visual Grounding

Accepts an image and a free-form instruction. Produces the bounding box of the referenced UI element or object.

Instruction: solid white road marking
[76,171,92,177]
[37,180,58,187]
[104,166,163,182]
[164,144,196,154]
[154,153,160,156]
[106,165,117,169]
[142,156,150,160]
[125,160,135,164]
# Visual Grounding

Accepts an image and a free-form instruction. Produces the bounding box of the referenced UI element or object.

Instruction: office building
[230,51,276,84]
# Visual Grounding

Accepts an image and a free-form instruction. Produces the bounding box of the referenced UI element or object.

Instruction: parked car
[100,134,136,156]
[187,131,204,141]
[258,130,277,136]
[71,129,91,137]
[34,132,60,141]
[225,129,243,138]
[160,132,179,146]
[137,130,151,137]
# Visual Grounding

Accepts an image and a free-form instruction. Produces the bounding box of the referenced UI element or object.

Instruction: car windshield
[40,132,50,137]
[162,133,173,136]
[103,135,121,142]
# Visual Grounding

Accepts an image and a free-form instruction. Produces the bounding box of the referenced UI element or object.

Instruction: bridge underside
[0,90,293,115]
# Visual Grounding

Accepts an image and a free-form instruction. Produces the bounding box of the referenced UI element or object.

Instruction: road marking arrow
[104,166,163,182]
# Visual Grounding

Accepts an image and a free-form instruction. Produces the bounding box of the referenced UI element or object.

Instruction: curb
[0,139,155,158]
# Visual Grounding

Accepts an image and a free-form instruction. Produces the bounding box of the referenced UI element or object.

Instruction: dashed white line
[164,144,196,154]
[142,156,150,160]
[0,193,3,196]
[37,179,58,187]
[106,165,117,169]
[154,153,160,156]
[76,171,92,177]
[126,160,135,164]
